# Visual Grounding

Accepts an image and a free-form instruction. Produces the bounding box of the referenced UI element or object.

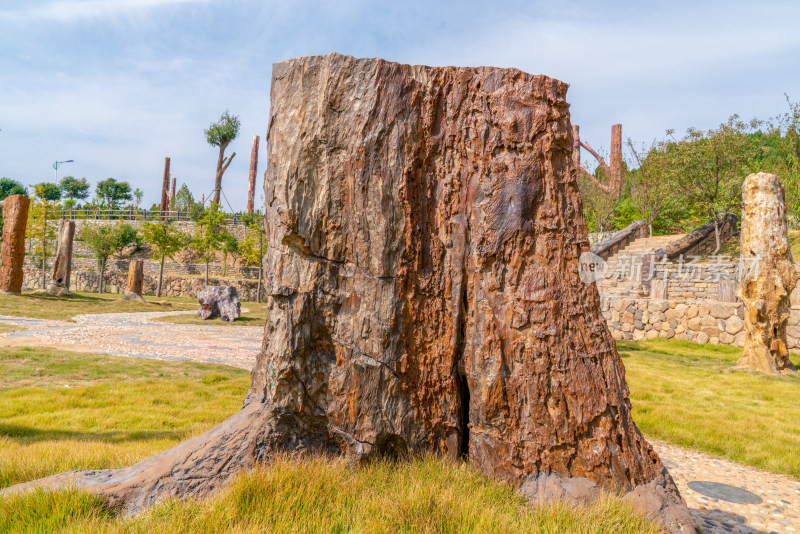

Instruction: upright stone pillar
[122,260,145,303]
[160,157,171,219]
[737,172,798,374]
[0,195,31,295]
[49,219,76,295]
[247,135,259,214]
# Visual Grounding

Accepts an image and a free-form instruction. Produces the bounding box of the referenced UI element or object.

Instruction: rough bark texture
[49,219,75,295]
[247,134,259,214]
[0,195,30,294]
[197,285,240,321]
[122,260,145,303]
[737,172,799,374]
[2,54,694,532]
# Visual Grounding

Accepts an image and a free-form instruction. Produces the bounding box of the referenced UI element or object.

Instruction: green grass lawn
[620,338,800,478]
[0,291,196,321]
[0,345,657,533]
[0,345,249,489]
[151,302,268,326]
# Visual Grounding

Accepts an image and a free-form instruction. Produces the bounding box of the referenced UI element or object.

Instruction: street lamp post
[53,160,74,182]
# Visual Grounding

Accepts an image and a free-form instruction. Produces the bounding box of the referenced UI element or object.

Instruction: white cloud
[0,0,210,22]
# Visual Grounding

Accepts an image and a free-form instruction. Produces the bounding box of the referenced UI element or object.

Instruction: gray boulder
[197,286,241,321]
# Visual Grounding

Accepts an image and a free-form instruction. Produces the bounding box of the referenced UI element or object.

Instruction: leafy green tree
[668,115,762,253]
[172,184,196,213]
[133,188,144,210]
[767,95,800,222]
[0,178,27,200]
[95,178,132,210]
[59,176,90,202]
[221,232,239,276]
[191,202,227,285]
[205,110,240,204]
[30,182,62,202]
[579,168,616,233]
[238,212,266,267]
[26,193,60,285]
[79,223,139,293]
[627,138,677,236]
[140,221,187,297]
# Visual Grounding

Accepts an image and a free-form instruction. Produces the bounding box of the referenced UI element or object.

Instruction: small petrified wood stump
[2,54,696,533]
[49,219,75,295]
[197,286,240,321]
[121,260,146,303]
[737,172,799,374]
[0,194,31,295]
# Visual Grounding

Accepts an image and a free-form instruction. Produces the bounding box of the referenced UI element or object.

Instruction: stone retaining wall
[22,267,263,302]
[601,296,800,351]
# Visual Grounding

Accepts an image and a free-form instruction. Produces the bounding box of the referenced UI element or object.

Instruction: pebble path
[0,311,263,369]
[1,312,798,533]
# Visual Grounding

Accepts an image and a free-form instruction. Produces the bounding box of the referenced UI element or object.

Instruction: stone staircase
[597,234,683,297]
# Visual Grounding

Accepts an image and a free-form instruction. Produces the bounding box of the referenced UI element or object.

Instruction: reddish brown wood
[247,135,259,214]
[160,157,171,219]
[122,260,145,302]
[576,124,623,198]
[0,195,30,294]
[169,177,176,211]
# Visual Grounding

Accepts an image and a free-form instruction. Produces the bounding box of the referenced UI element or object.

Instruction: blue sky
[1,0,799,211]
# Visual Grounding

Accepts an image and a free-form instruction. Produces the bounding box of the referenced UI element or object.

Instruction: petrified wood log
[247,135,259,214]
[122,260,145,303]
[2,54,695,532]
[737,172,799,374]
[49,219,75,295]
[0,194,30,295]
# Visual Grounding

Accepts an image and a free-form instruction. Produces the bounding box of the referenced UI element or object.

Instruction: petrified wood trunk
[3,54,694,532]
[49,219,75,295]
[0,194,30,295]
[247,135,259,214]
[121,260,145,303]
[160,157,170,219]
[737,172,799,374]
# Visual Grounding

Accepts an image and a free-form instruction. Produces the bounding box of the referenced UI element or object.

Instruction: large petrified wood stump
[0,194,31,295]
[121,260,146,303]
[2,54,695,532]
[737,172,799,374]
[49,219,75,295]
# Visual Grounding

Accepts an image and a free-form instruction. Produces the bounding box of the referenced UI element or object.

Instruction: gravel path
[1,311,798,532]
[0,311,262,369]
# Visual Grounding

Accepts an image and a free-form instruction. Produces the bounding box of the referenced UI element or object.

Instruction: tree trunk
[157,256,164,297]
[49,219,75,295]
[99,258,106,294]
[122,260,145,303]
[0,195,31,294]
[737,172,799,374]
[257,231,263,304]
[2,55,694,533]
[205,255,209,286]
[161,157,171,220]
[712,215,721,255]
[40,205,48,289]
[247,135,259,214]
[213,145,225,205]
